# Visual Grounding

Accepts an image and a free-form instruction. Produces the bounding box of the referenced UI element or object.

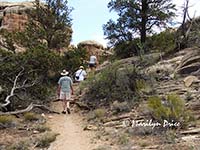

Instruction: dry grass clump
[32,124,50,133]
[0,115,15,124]
[94,108,106,119]
[7,140,30,150]
[35,132,59,148]
[23,112,39,121]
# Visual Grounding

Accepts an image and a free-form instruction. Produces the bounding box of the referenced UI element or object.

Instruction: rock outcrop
[144,47,200,104]
[0,2,34,31]
[77,40,112,60]
[176,48,200,75]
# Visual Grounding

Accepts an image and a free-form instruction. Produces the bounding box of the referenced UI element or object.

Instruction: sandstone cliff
[77,40,112,61]
[0,1,34,31]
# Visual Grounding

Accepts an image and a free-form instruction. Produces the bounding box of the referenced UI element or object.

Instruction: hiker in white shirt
[88,55,98,70]
[75,66,87,82]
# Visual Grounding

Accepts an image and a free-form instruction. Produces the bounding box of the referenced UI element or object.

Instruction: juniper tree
[103,0,176,52]
[22,0,73,49]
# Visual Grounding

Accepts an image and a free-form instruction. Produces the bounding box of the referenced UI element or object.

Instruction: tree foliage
[21,0,73,49]
[103,0,176,48]
[62,47,88,73]
[0,46,62,109]
[0,29,16,53]
[147,28,176,52]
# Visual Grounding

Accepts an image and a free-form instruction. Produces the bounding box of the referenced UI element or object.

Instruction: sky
[3,0,200,47]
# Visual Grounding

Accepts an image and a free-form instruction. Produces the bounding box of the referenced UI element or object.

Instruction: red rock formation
[77,40,105,60]
[0,2,33,32]
[2,13,28,31]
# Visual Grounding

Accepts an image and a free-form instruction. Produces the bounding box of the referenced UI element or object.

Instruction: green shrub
[164,130,177,144]
[135,79,147,93]
[84,63,145,107]
[147,94,193,127]
[33,125,50,133]
[35,132,58,148]
[7,140,30,150]
[111,101,131,114]
[94,108,106,119]
[24,112,39,121]
[138,141,150,147]
[148,96,170,122]
[117,133,129,145]
[0,115,15,125]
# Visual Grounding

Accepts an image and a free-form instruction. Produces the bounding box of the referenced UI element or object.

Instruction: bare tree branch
[0,103,60,115]
[0,68,38,109]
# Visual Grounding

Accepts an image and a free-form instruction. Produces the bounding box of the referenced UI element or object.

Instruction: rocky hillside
[83,47,200,150]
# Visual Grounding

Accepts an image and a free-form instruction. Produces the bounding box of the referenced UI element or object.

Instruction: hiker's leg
[66,93,71,114]
[67,101,70,108]
[63,100,67,111]
[60,91,67,113]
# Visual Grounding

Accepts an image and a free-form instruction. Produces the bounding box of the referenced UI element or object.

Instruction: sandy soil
[47,101,97,150]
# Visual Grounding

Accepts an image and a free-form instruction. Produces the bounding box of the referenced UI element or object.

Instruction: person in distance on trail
[57,69,74,114]
[74,66,87,82]
[88,54,98,71]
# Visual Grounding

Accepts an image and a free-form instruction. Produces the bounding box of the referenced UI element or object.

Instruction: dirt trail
[47,101,97,150]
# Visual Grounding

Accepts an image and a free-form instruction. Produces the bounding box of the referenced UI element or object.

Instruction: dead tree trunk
[0,103,60,115]
[177,0,195,49]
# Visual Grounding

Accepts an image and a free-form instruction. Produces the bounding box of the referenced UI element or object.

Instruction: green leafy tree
[103,0,176,50]
[21,0,73,49]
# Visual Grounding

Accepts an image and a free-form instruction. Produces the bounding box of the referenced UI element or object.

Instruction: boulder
[176,49,200,75]
[78,40,104,49]
[77,40,112,61]
[183,75,199,87]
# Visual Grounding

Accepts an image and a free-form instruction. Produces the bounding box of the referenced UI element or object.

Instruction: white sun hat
[61,69,69,76]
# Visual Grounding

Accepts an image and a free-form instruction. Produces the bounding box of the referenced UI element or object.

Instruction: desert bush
[35,132,58,148]
[111,101,131,114]
[117,133,129,145]
[147,94,193,127]
[138,140,150,147]
[7,140,30,150]
[24,112,39,121]
[84,62,146,108]
[93,145,112,150]
[0,115,15,125]
[32,125,50,133]
[163,130,177,144]
[93,108,106,119]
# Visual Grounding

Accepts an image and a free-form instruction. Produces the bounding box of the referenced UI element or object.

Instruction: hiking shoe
[67,108,71,114]
[62,111,66,114]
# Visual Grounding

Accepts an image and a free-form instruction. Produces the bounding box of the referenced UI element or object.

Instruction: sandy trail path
[47,101,96,150]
